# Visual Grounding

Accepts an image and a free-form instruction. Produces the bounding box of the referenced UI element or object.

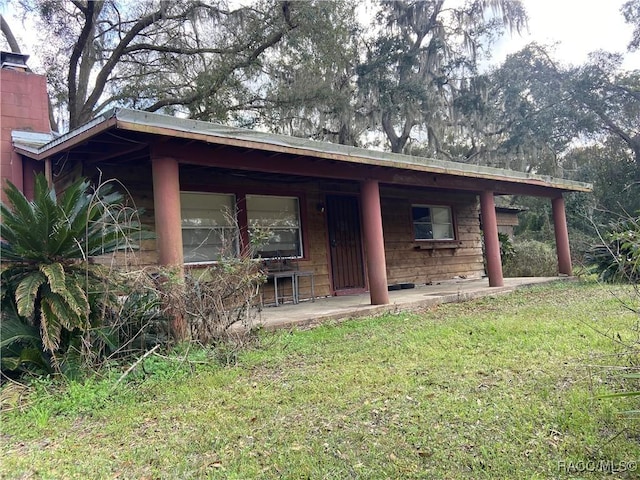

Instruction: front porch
[254,276,574,330]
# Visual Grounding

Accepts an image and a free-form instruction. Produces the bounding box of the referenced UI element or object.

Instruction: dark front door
[326,194,366,292]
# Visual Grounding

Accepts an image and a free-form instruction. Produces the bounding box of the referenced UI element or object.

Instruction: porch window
[246,195,302,257]
[181,192,238,263]
[412,205,454,240]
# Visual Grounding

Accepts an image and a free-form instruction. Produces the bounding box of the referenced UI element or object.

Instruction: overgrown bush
[159,209,268,357]
[84,271,169,368]
[0,174,157,378]
[179,258,266,345]
[585,216,640,284]
[502,239,558,277]
[569,227,599,266]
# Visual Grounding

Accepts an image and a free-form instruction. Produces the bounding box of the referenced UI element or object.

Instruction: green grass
[2,281,640,479]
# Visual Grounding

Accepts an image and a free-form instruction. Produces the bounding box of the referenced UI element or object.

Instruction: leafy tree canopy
[5,0,301,129]
[1,0,639,219]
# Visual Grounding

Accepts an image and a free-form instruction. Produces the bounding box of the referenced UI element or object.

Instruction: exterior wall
[78,162,485,301]
[178,169,332,303]
[0,67,50,202]
[496,211,519,227]
[91,163,332,302]
[380,186,484,285]
[496,210,520,238]
[497,225,514,237]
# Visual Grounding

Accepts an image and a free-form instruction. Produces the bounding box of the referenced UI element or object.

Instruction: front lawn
[1,281,639,479]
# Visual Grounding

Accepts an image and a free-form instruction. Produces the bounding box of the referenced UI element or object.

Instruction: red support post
[151,155,187,341]
[480,191,504,287]
[552,195,573,276]
[360,179,390,305]
[151,155,184,269]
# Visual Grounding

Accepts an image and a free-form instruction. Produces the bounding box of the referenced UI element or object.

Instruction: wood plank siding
[77,162,484,301]
[496,210,520,237]
[380,186,484,285]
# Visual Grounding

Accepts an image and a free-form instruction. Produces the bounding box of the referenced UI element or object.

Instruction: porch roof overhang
[14,108,592,197]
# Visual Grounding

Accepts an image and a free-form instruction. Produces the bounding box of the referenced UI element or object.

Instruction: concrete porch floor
[254,276,572,330]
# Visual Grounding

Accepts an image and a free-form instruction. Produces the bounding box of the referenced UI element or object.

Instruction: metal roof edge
[112,109,592,193]
[29,107,592,193]
[12,130,56,145]
[11,131,57,158]
[29,109,118,156]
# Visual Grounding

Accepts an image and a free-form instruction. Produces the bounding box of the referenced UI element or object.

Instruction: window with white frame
[412,205,454,240]
[246,194,302,257]
[181,192,238,263]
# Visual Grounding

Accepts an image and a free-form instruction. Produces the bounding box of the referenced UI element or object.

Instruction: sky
[492,0,640,69]
[1,0,639,71]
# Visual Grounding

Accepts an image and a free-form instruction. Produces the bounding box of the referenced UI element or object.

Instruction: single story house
[2,52,592,307]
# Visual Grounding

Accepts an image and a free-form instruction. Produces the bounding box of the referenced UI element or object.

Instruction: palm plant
[585,216,640,283]
[1,174,146,374]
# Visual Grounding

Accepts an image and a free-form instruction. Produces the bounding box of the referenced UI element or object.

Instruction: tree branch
[77,4,172,126]
[68,1,97,128]
[121,42,245,56]
[0,14,21,53]
[143,3,297,113]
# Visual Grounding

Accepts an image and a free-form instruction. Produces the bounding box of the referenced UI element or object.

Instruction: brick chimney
[0,51,51,202]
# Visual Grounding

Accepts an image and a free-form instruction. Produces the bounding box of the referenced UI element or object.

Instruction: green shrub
[568,227,599,266]
[498,232,515,266]
[584,216,640,283]
[1,174,151,377]
[503,239,558,277]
